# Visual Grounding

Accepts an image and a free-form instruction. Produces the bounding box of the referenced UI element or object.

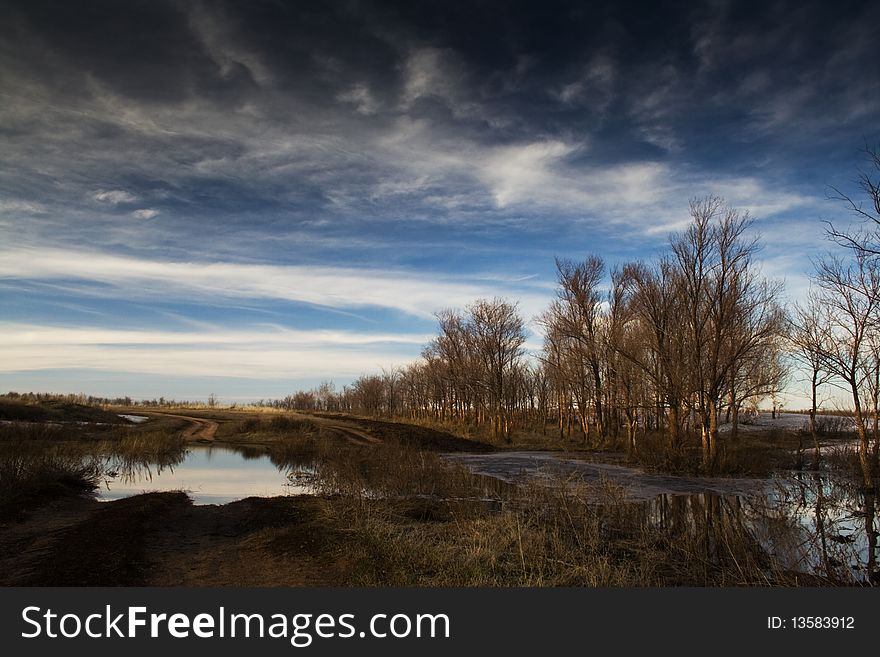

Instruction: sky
[1,0,878,405]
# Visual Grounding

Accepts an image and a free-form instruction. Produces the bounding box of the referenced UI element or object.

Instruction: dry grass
[321,477,814,586]
[0,442,101,517]
[275,435,823,586]
[0,417,187,516]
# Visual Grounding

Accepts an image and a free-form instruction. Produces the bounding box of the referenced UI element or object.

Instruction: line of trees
[290,198,789,473]
[289,148,880,484]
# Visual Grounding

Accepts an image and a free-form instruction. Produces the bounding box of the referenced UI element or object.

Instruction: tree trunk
[709,403,719,471]
[809,372,820,468]
[702,402,719,474]
[730,402,739,442]
[668,404,680,450]
[851,384,874,489]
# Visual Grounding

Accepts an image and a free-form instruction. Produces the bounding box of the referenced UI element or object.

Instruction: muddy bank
[0,491,347,586]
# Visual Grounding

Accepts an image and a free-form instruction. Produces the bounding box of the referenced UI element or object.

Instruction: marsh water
[95,445,878,583]
[448,451,878,584]
[96,444,316,505]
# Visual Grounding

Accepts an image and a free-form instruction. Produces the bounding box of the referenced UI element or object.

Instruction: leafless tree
[813,252,880,487]
[826,145,880,258]
[618,258,689,448]
[546,256,608,443]
[670,198,785,472]
[789,293,835,464]
[468,298,526,442]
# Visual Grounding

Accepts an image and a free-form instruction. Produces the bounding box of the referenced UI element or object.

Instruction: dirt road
[146,413,219,441]
[322,423,382,446]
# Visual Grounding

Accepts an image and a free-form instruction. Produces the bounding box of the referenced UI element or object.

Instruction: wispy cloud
[93,190,137,204]
[337,83,379,115]
[0,247,551,320]
[1,324,430,347]
[131,208,159,219]
[0,323,424,378]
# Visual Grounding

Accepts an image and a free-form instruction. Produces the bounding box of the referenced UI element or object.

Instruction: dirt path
[143,411,381,445]
[299,412,494,452]
[180,416,218,441]
[146,412,219,441]
[323,423,382,446]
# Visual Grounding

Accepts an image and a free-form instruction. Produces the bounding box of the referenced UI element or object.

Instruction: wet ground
[445,451,770,500]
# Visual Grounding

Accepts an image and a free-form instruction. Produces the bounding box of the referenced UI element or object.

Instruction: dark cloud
[0,0,878,259]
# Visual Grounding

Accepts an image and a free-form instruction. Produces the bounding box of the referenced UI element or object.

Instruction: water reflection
[96,444,316,505]
[607,479,878,584]
[765,474,878,584]
[450,452,879,584]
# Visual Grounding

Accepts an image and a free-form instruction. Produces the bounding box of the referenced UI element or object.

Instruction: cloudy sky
[1,0,878,403]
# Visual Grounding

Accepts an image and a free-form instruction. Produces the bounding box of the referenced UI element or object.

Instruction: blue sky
[1,0,878,404]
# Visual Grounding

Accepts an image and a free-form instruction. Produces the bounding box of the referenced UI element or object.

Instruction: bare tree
[381,367,401,417]
[618,258,689,448]
[726,335,786,441]
[548,256,608,442]
[606,267,648,453]
[789,293,835,464]
[825,145,880,258]
[537,319,572,440]
[468,298,526,442]
[813,252,880,487]
[670,198,785,472]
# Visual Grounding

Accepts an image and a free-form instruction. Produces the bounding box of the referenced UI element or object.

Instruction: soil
[0,490,346,586]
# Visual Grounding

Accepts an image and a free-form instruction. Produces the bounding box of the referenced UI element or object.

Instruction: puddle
[118,414,149,423]
[96,444,316,505]
[445,451,769,500]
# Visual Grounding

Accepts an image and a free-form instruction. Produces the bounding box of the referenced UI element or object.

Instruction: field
[0,399,875,587]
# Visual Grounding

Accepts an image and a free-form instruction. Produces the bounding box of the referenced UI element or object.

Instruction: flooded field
[87,441,879,583]
[96,444,316,505]
[447,451,879,584]
[445,451,770,499]
[3,400,877,586]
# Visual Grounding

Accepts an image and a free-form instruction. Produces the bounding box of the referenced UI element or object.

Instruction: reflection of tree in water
[863,490,877,583]
[101,448,187,486]
[229,445,268,461]
[781,473,878,584]
[645,474,878,584]
[642,494,783,583]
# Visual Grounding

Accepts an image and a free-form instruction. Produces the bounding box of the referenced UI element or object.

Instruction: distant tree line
[289,198,787,475]
[2,391,138,406]
[288,148,880,484]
